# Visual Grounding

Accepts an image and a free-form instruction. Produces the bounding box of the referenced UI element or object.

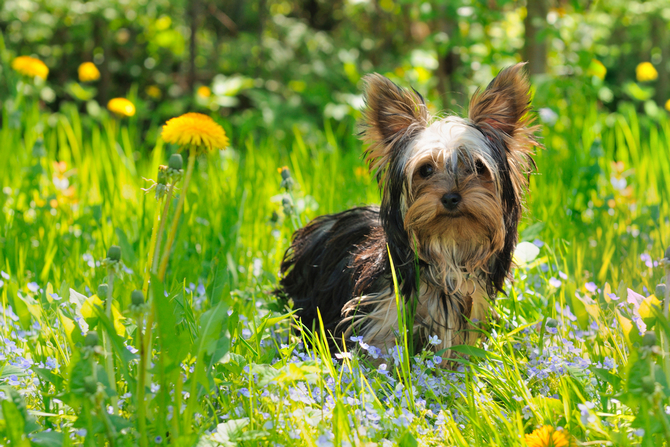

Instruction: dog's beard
[404,183,505,293]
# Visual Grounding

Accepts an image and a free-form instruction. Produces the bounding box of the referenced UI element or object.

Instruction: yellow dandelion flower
[525,425,574,447]
[636,62,658,82]
[197,85,211,98]
[665,99,670,112]
[107,98,136,117]
[77,62,100,82]
[78,62,100,82]
[12,56,49,80]
[161,112,229,152]
[146,85,162,99]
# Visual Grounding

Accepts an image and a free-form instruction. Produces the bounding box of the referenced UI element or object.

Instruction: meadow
[3,44,670,447]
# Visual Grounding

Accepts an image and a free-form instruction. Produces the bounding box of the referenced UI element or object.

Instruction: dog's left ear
[360,73,429,179]
[468,63,540,162]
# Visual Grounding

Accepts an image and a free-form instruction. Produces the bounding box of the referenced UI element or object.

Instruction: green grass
[2,83,670,447]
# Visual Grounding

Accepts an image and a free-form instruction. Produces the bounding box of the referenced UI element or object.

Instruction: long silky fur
[276,64,540,364]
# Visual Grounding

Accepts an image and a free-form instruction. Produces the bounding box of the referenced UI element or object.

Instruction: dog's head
[360,64,540,294]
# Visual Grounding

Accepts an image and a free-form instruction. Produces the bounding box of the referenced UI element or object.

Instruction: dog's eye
[419,164,434,178]
[475,160,486,175]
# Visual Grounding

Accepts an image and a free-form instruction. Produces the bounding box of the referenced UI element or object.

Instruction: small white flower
[428,335,442,346]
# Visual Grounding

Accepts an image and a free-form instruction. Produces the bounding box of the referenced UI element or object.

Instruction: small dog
[277,64,540,365]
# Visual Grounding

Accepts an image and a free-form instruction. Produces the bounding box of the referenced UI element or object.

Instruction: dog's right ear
[360,74,428,179]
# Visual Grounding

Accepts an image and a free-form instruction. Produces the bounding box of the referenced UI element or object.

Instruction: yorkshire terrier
[276,63,540,365]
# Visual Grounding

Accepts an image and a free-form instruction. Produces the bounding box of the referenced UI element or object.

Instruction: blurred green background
[1,0,668,144]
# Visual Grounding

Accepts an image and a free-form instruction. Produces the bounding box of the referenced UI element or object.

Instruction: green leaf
[152,274,192,371]
[210,418,250,446]
[115,228,137,267]
[34,368,64,390]
[1,390,30,447]
[0,364,31,380]
[92,304,138,391]
[195,301,229,358]
[398,431,418,447]
[207,261,231,305]
[449,345,502,361]
[332,400,350,446]
[30,430,64,447]
[623,82,653,101]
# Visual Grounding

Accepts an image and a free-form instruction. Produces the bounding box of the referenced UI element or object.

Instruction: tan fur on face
[404,177,504,293]
[399,120,505,292]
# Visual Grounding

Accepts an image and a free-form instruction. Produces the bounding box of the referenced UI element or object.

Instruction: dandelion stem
[152,186,174,275]
[104,269,118,413]
[138,184,175,420]
[141,205,161,297]
[157,149,196,281]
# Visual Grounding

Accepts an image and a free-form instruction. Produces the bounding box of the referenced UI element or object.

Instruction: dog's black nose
[441,192,461,210]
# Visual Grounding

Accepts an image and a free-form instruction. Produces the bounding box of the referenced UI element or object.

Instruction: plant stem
[141,202,162,297]
[139,183,177,420]
[157,150,196,281]
[135,313,148,447]
[139,183,178,412]
[140,184,174,378]
[174,370,183,436]
[104,269,118,413]
[184,354,202,435]
[664,259,670,386]
[152,186,174,275]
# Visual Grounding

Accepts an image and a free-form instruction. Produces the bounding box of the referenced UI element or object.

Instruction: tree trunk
[94,16,111,104]
[189,0,200,95]
[433,9,463,110]
[523,0,549,75]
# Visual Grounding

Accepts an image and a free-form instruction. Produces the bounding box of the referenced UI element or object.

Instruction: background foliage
[1,0,670,446]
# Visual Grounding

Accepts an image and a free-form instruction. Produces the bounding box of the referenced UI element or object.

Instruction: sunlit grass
[1,87,670,445]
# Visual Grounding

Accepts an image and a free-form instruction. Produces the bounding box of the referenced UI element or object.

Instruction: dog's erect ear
[360,74,428,177]
[469,63,540,195]
[468,63,539,154]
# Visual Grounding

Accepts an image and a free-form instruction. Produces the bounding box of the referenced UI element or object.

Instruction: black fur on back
[277,206,391,336]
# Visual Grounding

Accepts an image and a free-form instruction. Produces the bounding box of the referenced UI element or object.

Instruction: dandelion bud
[545,318,559,328]
[84,331,99,348]
[278,166,294,190]
[106,245,121,262]
[97,284,109,297]
[279,166,291,181]
[169,153,183,171]
[655,284,666,299]
[641,376,656,394]
[83,376,98,395]
[131,290,145,306]
[643,331,657,347]
[157,165,169,185]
